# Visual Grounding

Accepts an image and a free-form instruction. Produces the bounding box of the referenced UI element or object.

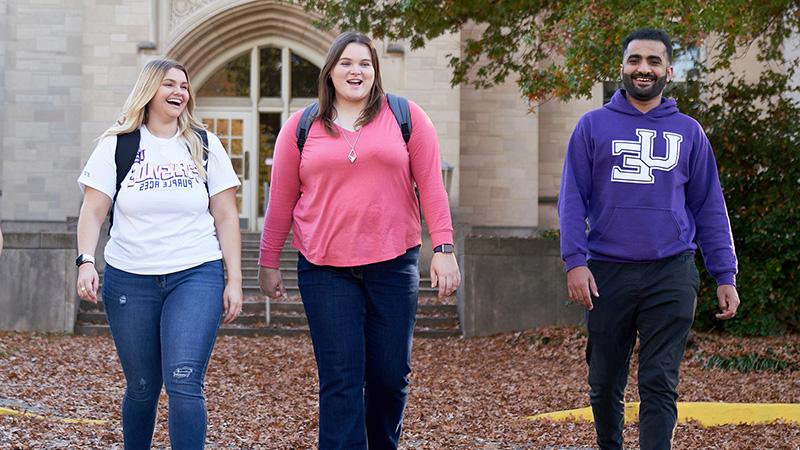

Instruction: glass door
[197,112,255,229]
[195,42,322,230]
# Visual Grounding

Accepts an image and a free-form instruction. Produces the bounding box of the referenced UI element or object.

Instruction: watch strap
[433,243,455,253]
[75,254,95,267]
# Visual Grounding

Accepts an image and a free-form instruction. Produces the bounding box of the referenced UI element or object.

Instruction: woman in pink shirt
[258,31,460,449]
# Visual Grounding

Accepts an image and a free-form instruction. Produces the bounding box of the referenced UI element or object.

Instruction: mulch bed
[1,328,798,449]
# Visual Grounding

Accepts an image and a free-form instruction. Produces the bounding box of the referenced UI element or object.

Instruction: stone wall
[536,86,602,229]
[458,23,539,232]
[0,0,7,213]
[1,0,85,221]
[80,0,151,181]
[459,236,583,337]
[381,34,462,209]
[0,232,79,332]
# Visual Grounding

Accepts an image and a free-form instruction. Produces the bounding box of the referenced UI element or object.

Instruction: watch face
[75,254,94,266]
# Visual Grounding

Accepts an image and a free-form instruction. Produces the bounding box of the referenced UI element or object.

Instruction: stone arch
[167,2,336,84]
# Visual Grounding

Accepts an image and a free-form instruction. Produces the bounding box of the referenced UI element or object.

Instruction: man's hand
[715,284,740,320]
[567,266,598,310]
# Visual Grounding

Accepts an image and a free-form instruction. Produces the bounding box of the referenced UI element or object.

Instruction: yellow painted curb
[528,402,800,427]
[0,406,107,425]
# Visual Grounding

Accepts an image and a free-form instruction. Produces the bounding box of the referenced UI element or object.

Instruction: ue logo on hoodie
[611,128,683,184]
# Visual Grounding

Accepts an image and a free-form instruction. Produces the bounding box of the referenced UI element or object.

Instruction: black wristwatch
[433,243,455,254]
[75,253,96,267]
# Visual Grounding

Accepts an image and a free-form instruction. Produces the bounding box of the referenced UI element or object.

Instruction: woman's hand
[430,252,460,298]
[259,267,287,299]
[209,187,243,324]
[222,281,243,324]
[76,264,100,303]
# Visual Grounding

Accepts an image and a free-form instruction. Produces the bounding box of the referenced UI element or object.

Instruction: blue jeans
[298,246,420,450]
[102,260,224,450]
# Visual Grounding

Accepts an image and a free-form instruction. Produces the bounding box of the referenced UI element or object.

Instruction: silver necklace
[337,120,363,163]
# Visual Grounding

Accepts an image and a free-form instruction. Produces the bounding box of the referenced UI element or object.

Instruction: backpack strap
[111,129,141,230]
[295,94,412,153]
[386,93,412,144]
[193,128,210,195]
[296,102,320,154]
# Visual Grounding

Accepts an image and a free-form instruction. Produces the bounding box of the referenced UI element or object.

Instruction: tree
[300,0,799,102]
[300,0,800,335]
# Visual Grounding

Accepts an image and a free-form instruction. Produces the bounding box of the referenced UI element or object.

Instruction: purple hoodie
[558,89,737,286]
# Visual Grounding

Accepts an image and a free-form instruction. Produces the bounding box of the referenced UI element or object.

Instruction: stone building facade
[2,1,785,234]
[1,0,601,234]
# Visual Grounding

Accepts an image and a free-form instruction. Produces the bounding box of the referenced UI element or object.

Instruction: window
[196,52,250,97]
[196,44,322,221]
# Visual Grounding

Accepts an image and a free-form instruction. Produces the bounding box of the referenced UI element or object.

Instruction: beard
[622,72,668,102]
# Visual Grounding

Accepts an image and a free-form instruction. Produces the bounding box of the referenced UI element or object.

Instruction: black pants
[586,253,699,450]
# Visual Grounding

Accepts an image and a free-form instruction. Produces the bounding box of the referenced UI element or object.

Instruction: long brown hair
[317,31,385,135]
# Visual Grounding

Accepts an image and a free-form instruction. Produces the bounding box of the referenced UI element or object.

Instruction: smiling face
[147,67,190,122]
[330,43,375,107]
[620,39,674,102]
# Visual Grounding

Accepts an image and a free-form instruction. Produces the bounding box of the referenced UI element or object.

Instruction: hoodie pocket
[594,206,682,258]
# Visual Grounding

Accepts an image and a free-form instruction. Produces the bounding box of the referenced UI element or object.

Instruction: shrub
[677,71,800,335]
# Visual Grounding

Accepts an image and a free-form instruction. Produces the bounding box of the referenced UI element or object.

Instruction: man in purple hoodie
[558,28,740,450]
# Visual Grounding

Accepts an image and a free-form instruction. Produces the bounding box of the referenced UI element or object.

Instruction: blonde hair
[101,59,207,177]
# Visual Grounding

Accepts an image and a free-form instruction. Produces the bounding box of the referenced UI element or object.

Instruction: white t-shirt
[78,125,241,275]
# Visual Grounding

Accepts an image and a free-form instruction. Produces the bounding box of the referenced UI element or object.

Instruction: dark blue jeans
[586,253,699,450]
[102,260,224,450]
[298,246,420,450]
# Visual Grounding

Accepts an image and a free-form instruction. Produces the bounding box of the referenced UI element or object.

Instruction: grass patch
[703,352,797,373]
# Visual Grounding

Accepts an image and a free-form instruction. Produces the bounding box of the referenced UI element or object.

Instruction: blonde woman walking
[75,59,242,449]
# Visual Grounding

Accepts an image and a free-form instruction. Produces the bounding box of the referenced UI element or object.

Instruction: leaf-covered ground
[1,328,798,449]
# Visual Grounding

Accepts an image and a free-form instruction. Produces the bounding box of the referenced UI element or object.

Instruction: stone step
[74,324,308,337]
[80,300,456,315]
[77,300,459,337]
[95,278,441,296]
[255,314,457,329]
[74,324,460,338]
[96,285,442,299]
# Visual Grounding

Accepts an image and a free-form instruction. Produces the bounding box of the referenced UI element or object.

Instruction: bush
[676,71,800,335]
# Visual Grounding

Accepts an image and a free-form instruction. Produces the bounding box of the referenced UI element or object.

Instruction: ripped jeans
[102,260,224,449]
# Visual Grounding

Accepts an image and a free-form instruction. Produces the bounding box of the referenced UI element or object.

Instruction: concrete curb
[528,402,800,427]
[0,406,107,425]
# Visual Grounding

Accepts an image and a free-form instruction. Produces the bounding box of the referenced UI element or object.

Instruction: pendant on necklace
[347,148,357,163]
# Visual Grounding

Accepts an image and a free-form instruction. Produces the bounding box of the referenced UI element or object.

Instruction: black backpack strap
[111,129,141,230]
[386,93,412,144]
[193,128,210,194]
[296,102,320,153]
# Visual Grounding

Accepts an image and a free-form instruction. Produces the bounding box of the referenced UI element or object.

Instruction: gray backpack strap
[296,102,320,153]
[386,93,412,144]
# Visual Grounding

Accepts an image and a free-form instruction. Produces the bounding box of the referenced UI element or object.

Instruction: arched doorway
[192,40,322,230]
[167,3,333,230]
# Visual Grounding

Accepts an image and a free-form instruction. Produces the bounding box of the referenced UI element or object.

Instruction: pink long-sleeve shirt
[258,98,454,268]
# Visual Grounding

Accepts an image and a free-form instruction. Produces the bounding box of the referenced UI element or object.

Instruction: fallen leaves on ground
[0,328,798,449]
